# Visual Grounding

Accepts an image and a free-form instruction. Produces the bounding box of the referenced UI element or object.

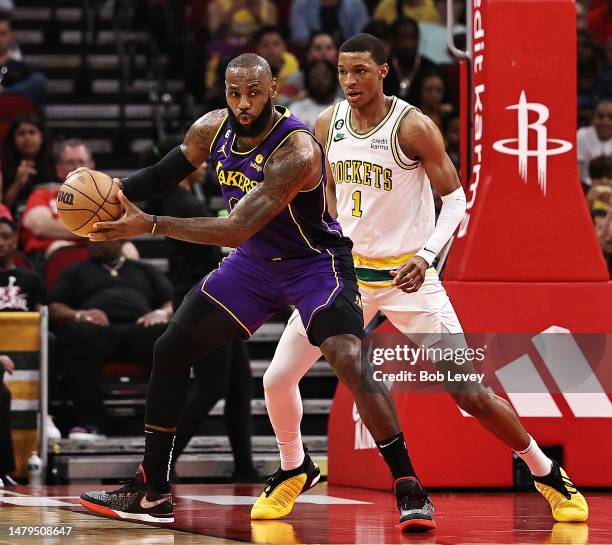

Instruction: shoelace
[113,476,139,495]
[397,488,429,510]
[263,468,285,495]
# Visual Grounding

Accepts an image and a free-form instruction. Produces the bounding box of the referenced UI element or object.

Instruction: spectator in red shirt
[20,139,91,264]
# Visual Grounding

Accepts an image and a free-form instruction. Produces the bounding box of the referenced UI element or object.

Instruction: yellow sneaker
[250,454,320,520]
[533,461,588,522]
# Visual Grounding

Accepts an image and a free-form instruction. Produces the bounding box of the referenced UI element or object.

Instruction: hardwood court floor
[1,483,610,544]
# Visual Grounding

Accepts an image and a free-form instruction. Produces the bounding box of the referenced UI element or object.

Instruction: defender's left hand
[89,191,152,240]
[390,256,429,293]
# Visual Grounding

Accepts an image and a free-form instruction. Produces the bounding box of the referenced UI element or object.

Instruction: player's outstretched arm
[314,106,338,219]
[391,110,467,292]
[89,132,322,247]
[115,109,227,202]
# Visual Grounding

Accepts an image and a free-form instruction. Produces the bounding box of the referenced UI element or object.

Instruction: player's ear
[270,77,278,98]
[379,63,389,80]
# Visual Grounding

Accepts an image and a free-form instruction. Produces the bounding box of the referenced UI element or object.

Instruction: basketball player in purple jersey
[76,54,434,530]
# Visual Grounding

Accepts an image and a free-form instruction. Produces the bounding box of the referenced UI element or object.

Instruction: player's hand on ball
[390,256,428,293]
[89,191,152,240]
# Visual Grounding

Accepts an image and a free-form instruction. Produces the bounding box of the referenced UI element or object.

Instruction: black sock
[376,432,417,481]
[143,428,175,492]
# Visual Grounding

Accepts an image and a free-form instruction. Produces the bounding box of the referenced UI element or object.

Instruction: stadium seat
[43,243,89,291]
[0,95,38,144]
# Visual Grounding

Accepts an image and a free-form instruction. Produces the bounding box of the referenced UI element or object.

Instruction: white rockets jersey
[325,96,435,272]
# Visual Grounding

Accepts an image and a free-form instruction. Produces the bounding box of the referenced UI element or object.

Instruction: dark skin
[77,65,400,440]
[325,51,461,294]
[317,51,530,451]
[49,240,172,328]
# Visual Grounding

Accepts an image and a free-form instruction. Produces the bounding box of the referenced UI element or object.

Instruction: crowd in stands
[0,0,610,483]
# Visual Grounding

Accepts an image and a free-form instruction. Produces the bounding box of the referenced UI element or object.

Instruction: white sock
[515,435,553,477]
[277,434,305,471]
[264,312,320,471]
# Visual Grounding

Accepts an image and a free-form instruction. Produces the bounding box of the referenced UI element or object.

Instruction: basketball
[56,168,123,237]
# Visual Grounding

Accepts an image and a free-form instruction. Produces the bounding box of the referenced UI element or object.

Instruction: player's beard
[227,97,274,137]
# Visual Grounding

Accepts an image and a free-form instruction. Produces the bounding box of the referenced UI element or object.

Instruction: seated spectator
[0,10,47,105]
[49,240,173,440]
[586,155,612,213]
[577,30,605,117]
[255,26,301,104]
[306,32,339,65]
[416,71,451,130]
[443,110,460,172]
[20,139,91,265]
[0,217,45,312]
[1,114,55,218]
[0,353,17,486]
[208,0,277,47]
[418,0,466,64]
[384,17,439,104]
[373,0,440,25]
[577,98,612,188]
[285,32,344,101]
[289,0,370,51]
[289,60,340,131]
[0,216,61,440]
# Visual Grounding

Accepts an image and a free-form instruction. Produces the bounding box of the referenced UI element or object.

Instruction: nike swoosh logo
[334,135,346,142]
[140,496,170,509]
[378,436,402,449]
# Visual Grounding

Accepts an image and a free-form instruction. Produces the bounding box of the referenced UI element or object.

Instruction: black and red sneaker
[395,476,436,532]
[80,465,173,523]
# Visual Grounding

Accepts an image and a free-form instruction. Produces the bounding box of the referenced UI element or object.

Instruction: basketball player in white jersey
[252,34,588,527]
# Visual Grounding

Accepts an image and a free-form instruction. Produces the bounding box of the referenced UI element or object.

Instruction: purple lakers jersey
[210,106,342,259]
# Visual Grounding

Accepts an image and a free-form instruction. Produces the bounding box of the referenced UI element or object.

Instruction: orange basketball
[56,168,123,237]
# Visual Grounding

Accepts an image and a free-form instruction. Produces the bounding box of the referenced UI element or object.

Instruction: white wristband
[417,186,467,266]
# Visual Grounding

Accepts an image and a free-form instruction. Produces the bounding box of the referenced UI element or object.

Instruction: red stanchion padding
[444,0,608,282]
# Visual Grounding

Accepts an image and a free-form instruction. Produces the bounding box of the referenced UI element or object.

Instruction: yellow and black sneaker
[251,454,320,520]
[533,461,588,522]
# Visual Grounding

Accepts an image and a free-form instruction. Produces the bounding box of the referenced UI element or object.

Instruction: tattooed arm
[90,131,322,246]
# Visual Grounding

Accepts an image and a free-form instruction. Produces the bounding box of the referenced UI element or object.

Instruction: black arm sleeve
[122,146,197,202]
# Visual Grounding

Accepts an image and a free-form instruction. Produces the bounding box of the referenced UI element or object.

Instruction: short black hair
[0,10,12,27]
[226,53,272,78]
[442,110,460,133]
[339,33,388,65]
[588,155,612,180]
[253,25,285,45]
[594,97,612,110]
[392,17,420,40]
[0,217,16,232]
[362,20,391,42]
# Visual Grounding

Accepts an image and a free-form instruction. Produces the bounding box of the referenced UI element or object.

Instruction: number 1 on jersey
[351,190,363,218]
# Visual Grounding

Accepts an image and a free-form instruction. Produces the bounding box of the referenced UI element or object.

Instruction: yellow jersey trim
[230,107,291,156]
[288,202,322,254]
[391,105,420,170]
[357,268,438,291]
[325,102,341,153]
[209,113,229,154]
[346,96,397,139]
[200,274,252,337]
[353,251,415,269]
[305,249,340,331]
